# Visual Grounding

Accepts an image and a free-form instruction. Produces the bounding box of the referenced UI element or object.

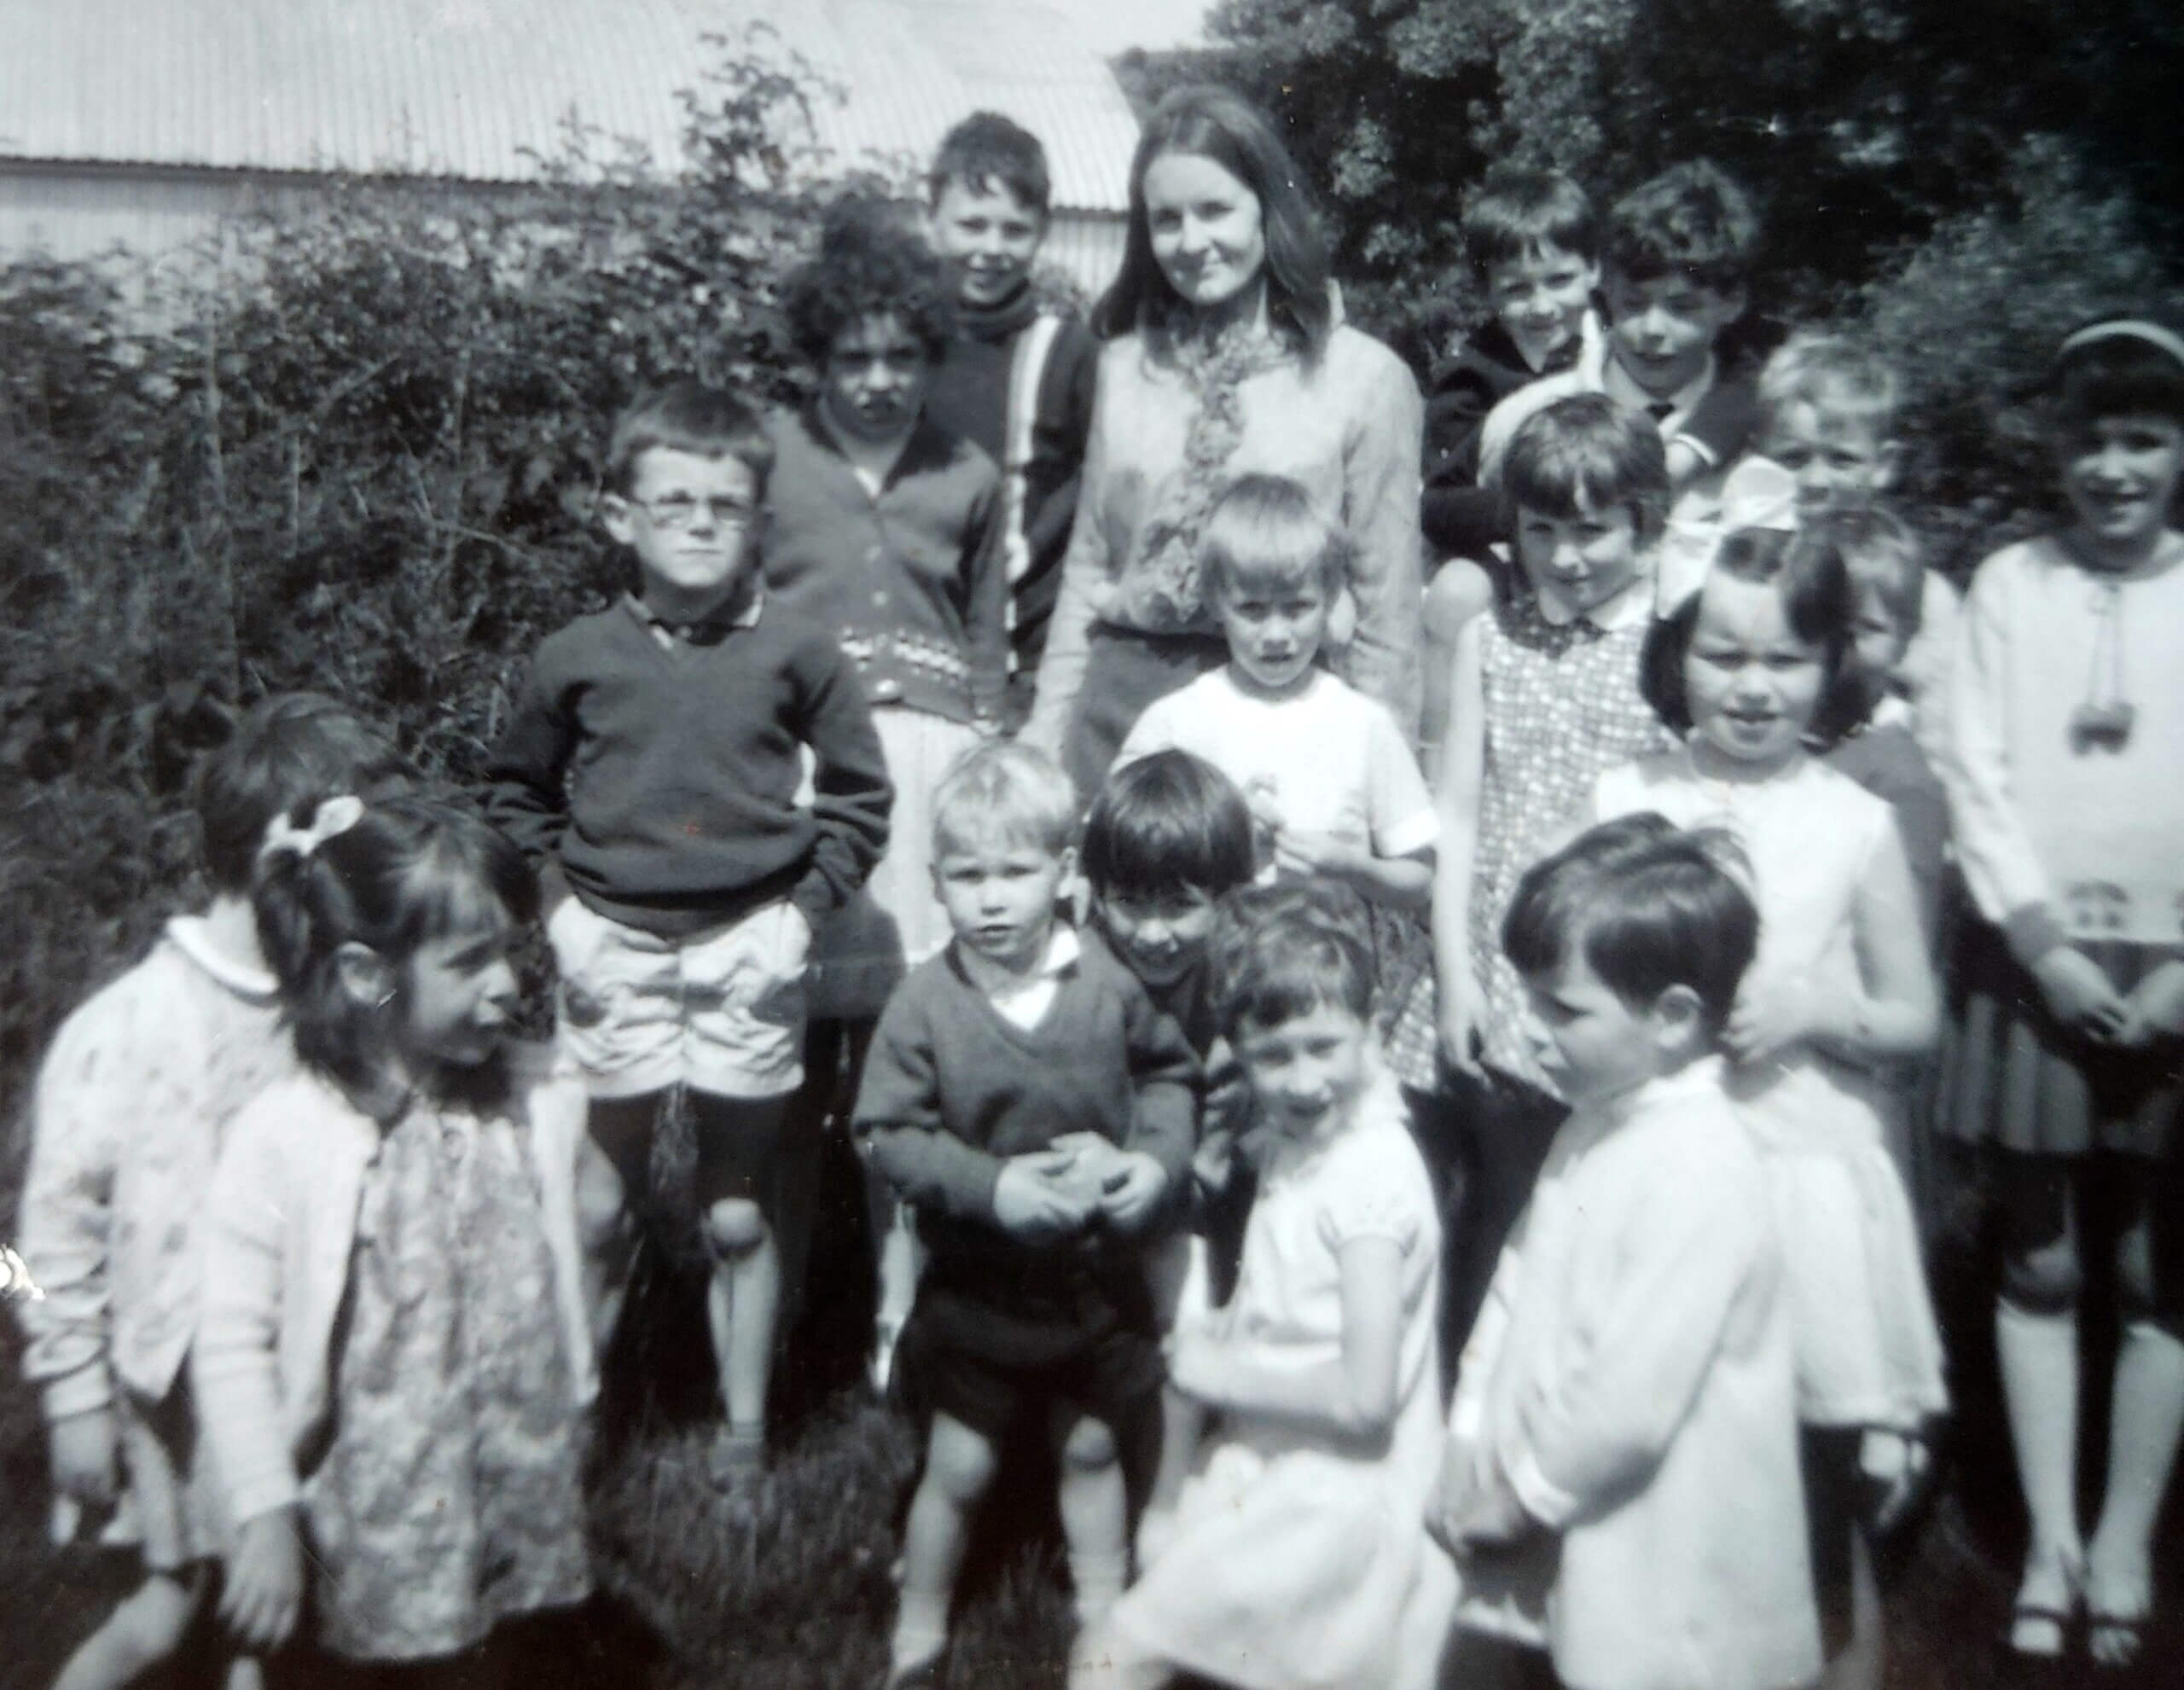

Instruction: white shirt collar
[1533,572,1655,632]
[1603,351,1716,433]
[166,915,281,1002]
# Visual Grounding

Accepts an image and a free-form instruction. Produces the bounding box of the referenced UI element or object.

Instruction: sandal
[2085,1564,2151,1670]
[2007,1546,2083,1660]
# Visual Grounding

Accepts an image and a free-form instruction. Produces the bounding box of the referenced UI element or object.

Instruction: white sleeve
[1366,702,1439,858]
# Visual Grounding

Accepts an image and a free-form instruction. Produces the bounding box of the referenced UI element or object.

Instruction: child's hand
[1724,973,1821,1067]
[1099,1151,1170,1234]
[220,1507,304,1651]
[48,1407,118,1508]
[2116,960,2184,1048]
[1192,1122,1237,1199]
[1858,1427,1932,1536]
[1270,828,1358,880]
[2030,946,2130,1042]
[992,1150,1093,1241]
[1438,983,1485,1078]
[1664,436,1707,494]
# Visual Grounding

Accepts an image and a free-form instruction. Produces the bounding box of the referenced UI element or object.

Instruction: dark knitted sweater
[923,284,1100,677]
[483,597,891,938]
[853,928,1199,1278]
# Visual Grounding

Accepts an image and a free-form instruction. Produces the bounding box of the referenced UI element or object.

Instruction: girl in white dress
[1587,523,1943,1690]
[1075,886,1455,1690]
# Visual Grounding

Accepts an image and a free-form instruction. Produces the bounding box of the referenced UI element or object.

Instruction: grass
[5,1136,2181,1690]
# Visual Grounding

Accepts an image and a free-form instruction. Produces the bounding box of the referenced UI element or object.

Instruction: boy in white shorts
[486,379,891,1481]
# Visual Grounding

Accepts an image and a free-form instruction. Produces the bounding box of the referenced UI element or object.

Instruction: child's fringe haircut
[1463,164,1599,276]
[1758,331,1902,437]
[605,378,775,498]
[1199,473,1350,601]
[1502,813,1758,1031]
[253,795,535,1096]
[1503,393,1671,543]
[930,740,1077,858]
[929,110,1052,216]
[1082,751,1257,904]
[1211,880,1375,1037]
[1639,522,1881,748]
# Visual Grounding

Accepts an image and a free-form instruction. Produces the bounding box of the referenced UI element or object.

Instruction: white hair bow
[259,793,365,860]
[1719,455,1800,533]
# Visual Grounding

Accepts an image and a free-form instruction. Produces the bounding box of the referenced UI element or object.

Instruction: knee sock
[2088,1320,2184,1605]
[1995,1300,2083,1576]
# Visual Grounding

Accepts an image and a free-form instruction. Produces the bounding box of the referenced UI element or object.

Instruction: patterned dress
[1468,592,1672,1089]
[305,1100,590,1661]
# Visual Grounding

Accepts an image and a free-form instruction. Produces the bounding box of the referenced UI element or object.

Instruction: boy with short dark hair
[1478,160,1764,607]
[485,377,892,1482]
[1432,813,1821,1690]
[855,740,1199,1688]
[921,110,1101,728]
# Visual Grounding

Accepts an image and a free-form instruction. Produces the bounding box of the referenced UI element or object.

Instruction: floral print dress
[305,1098,590,1661]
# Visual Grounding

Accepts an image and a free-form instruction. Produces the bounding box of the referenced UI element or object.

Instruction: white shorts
[547,896,810,1101]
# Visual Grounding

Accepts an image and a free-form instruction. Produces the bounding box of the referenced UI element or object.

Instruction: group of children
[15,84,2184,1690]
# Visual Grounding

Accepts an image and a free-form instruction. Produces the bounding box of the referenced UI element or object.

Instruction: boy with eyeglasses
[485,377,892,1481]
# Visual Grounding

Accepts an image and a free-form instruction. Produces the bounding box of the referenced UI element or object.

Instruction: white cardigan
[1443,1060,1821,1690]
[192,1047,596,1526]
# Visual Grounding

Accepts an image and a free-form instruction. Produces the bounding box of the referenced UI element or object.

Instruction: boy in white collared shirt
[1431,814,1821,1690]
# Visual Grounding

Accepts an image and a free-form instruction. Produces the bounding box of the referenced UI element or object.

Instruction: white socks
[2088,1320,2184,1614]
[1995,1300,2082,1651]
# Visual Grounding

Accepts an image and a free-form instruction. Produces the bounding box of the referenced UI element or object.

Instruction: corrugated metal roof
[0,0,1136,211]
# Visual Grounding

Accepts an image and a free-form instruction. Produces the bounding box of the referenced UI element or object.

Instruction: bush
[0,32,849,1193]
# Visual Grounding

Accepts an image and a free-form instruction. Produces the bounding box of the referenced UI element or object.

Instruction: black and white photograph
[3,3,2181,1686]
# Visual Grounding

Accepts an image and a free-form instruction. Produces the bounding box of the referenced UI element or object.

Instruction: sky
[1060,0,1213,55]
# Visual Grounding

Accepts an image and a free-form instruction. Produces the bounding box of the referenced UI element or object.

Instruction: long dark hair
[253,794,535,1100]
[1093,84,1332,357]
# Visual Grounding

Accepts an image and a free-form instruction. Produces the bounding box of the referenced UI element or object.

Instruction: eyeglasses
[628,494,755,531]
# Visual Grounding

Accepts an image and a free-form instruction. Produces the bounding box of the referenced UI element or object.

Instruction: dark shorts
[897,1263,1164,1445]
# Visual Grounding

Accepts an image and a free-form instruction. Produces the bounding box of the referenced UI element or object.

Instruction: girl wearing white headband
[1937,315,2184,1667]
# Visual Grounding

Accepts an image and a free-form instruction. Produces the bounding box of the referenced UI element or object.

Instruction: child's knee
[574,1140,631,1256]
[705,1196,770,1257]
[2001,1235,2083,1315]
[107,1572,199,1662]
[1059,1414,1118,1474]
[924,1414,1001,1503]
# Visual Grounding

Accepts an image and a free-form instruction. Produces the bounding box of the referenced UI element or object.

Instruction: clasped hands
[990,1132,1168,1241]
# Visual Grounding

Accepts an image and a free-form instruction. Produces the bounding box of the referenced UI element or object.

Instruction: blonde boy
[1757,330,1961,762]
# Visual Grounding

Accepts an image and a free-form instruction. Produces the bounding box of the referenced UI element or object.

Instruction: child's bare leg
[892,1412,999,1681]
[1066,1614,1174,1690]
[53,1570,198,1690]
[692,1091,792,1477]
[219,1654,265,1690]
[1819,1529,1883,1690]
[1054,1412,1130,1635]
[581,1094,659,1353]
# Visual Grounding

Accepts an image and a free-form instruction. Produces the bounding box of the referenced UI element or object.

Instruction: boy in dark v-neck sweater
[853,741,1198,1688]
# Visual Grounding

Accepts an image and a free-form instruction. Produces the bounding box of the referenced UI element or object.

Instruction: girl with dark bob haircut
[1639,520,1880,750]
[1094,84,1333,357]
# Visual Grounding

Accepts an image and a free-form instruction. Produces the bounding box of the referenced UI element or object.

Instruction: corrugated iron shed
[0,0,1136,212]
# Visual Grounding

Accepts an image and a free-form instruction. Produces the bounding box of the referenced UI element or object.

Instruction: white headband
[2059,319,2184,373]
[260,794,364,861]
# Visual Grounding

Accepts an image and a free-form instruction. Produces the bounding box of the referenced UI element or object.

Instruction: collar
[1604,350,1716,429]
[1533,572,1653,632]
[1562,1054,1728,1153]
[954,279,1041,343]
[1031,922,1082,979]
[165,915,281,1002]
[624,588,762,647]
